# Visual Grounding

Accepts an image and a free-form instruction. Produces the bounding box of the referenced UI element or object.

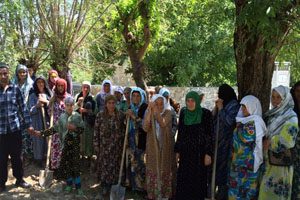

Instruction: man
[0,62,37,193]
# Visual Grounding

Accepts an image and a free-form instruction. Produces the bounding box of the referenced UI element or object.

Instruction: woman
[48,69,59,91]
[291,81,300,200]
[93,95,125,197]
[12,64,34,159]
[126,87,148,192]
[48,78,71,171]
[143,94,174,199]
[95,80,113,112]
[174,91,213,200]
[228,95,266,199]
[211,84,240,199]
[74,81,96,159]
[259,85,299,200]
[28,76,52,167]
[119,87,132,112]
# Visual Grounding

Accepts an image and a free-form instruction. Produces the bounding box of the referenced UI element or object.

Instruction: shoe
[15,180,31,188]
[0,185,6,193]
[76,188,84,196]
[64,185,72,193]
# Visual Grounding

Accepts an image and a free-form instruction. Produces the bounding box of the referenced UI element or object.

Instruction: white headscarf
[265,85,296,138]
[150,94,170,149]
[100,80,113,95]
[236,95,267,173]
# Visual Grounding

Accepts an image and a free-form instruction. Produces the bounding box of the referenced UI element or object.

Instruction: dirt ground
[0,161,144,200]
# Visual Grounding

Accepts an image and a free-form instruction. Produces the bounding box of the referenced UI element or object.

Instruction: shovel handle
[118,116,130,185]
[45,103,54,170]
[211,113,219,199]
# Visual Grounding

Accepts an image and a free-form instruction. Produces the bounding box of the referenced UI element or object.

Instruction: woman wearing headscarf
[93,95,125,198]
[95,80,113,112]
[74,81,96,160]
[291,81,300,200]
[28,76,52,167]
[12,64,34,160]
[48,78,71,171]
[210,84,240,199]
[143,94,174,199]
[119,87,132,112]
[125,87,148,192]
[228,95,266,199]
[48,69,59,91]
[259,85,299,200]
[174,91,213,200]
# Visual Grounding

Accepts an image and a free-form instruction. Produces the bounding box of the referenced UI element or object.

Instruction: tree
[145,0,236,86]
[234,0,300,111]
[114,0,159,90]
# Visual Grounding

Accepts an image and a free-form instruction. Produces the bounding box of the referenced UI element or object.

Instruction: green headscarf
[184,91,203,125]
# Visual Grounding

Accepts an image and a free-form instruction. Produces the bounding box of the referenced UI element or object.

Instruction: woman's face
[294,86,300,104]
[155,97,164,112]
[50,73,57,82]
[37,79,45,93]
[106,99,116,112]
[65,103,74,114]
[124,90,131,101]
[57,83,65,93]
[241,104,250,117]
[271,90,282,108]
[82,85,90,96]
[132,92,141,105]
[186,98,196,111]
[103,83,110,93]
[18,69,27,81]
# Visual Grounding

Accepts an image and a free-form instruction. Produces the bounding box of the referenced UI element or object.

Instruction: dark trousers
[0,132,23,187]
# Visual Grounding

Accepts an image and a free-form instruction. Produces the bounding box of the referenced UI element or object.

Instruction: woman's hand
[204,154,212,166]
[67,123,76,131]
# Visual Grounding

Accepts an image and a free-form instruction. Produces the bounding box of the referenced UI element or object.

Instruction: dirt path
[0,162,143,200]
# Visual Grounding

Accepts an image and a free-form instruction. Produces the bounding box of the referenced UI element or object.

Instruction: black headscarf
[218,84,237,107]
[291,81,300,117]
[33,76,52,97]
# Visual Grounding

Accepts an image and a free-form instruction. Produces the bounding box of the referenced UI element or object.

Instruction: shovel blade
[39,169,54,188]
[110,184,125,200]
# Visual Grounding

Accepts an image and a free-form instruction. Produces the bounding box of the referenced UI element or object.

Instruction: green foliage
[145,0,236,86]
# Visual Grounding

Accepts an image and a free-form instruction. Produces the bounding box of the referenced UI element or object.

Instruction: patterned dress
[174,108,213,200]
[93,110,125,191]
[143,109,174,199]
[48,99,66,169]
[259,119,298,200]
[228,121,260,200]
[42,111,84,179]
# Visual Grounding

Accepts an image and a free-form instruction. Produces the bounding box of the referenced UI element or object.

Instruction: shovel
[110,116,130,200]
[211,113,220,200]
[39,102,54,188]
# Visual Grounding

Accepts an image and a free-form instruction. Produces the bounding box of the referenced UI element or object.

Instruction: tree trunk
[234,1,294,112]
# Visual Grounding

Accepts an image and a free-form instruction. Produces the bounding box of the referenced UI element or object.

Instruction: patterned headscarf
[12,64,34,101]
[265,85,296,137]
[48,69,59,90]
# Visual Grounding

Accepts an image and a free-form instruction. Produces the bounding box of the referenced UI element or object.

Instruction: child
[40,96,84,196]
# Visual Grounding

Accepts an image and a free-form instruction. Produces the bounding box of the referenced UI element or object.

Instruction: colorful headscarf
[265,85,296,137]
[159,87,170,98]
[236,95,266,172]
[184,91,202,125]
[54,78,67,99]
[48,69,59,90]
[130,87,146,114]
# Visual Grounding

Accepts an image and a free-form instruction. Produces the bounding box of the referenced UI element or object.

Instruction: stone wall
[72,85,235,110]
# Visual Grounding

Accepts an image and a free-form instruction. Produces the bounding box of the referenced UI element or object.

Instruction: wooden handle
[118,116,130,185]
[45,104,54,170]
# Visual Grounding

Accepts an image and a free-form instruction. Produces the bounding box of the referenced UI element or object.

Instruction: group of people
[0,61,300,200]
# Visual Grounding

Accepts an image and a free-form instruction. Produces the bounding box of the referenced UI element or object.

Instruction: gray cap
[0,62,9,69]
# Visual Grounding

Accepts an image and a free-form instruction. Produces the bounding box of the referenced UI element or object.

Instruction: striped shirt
[0,82,32,134]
